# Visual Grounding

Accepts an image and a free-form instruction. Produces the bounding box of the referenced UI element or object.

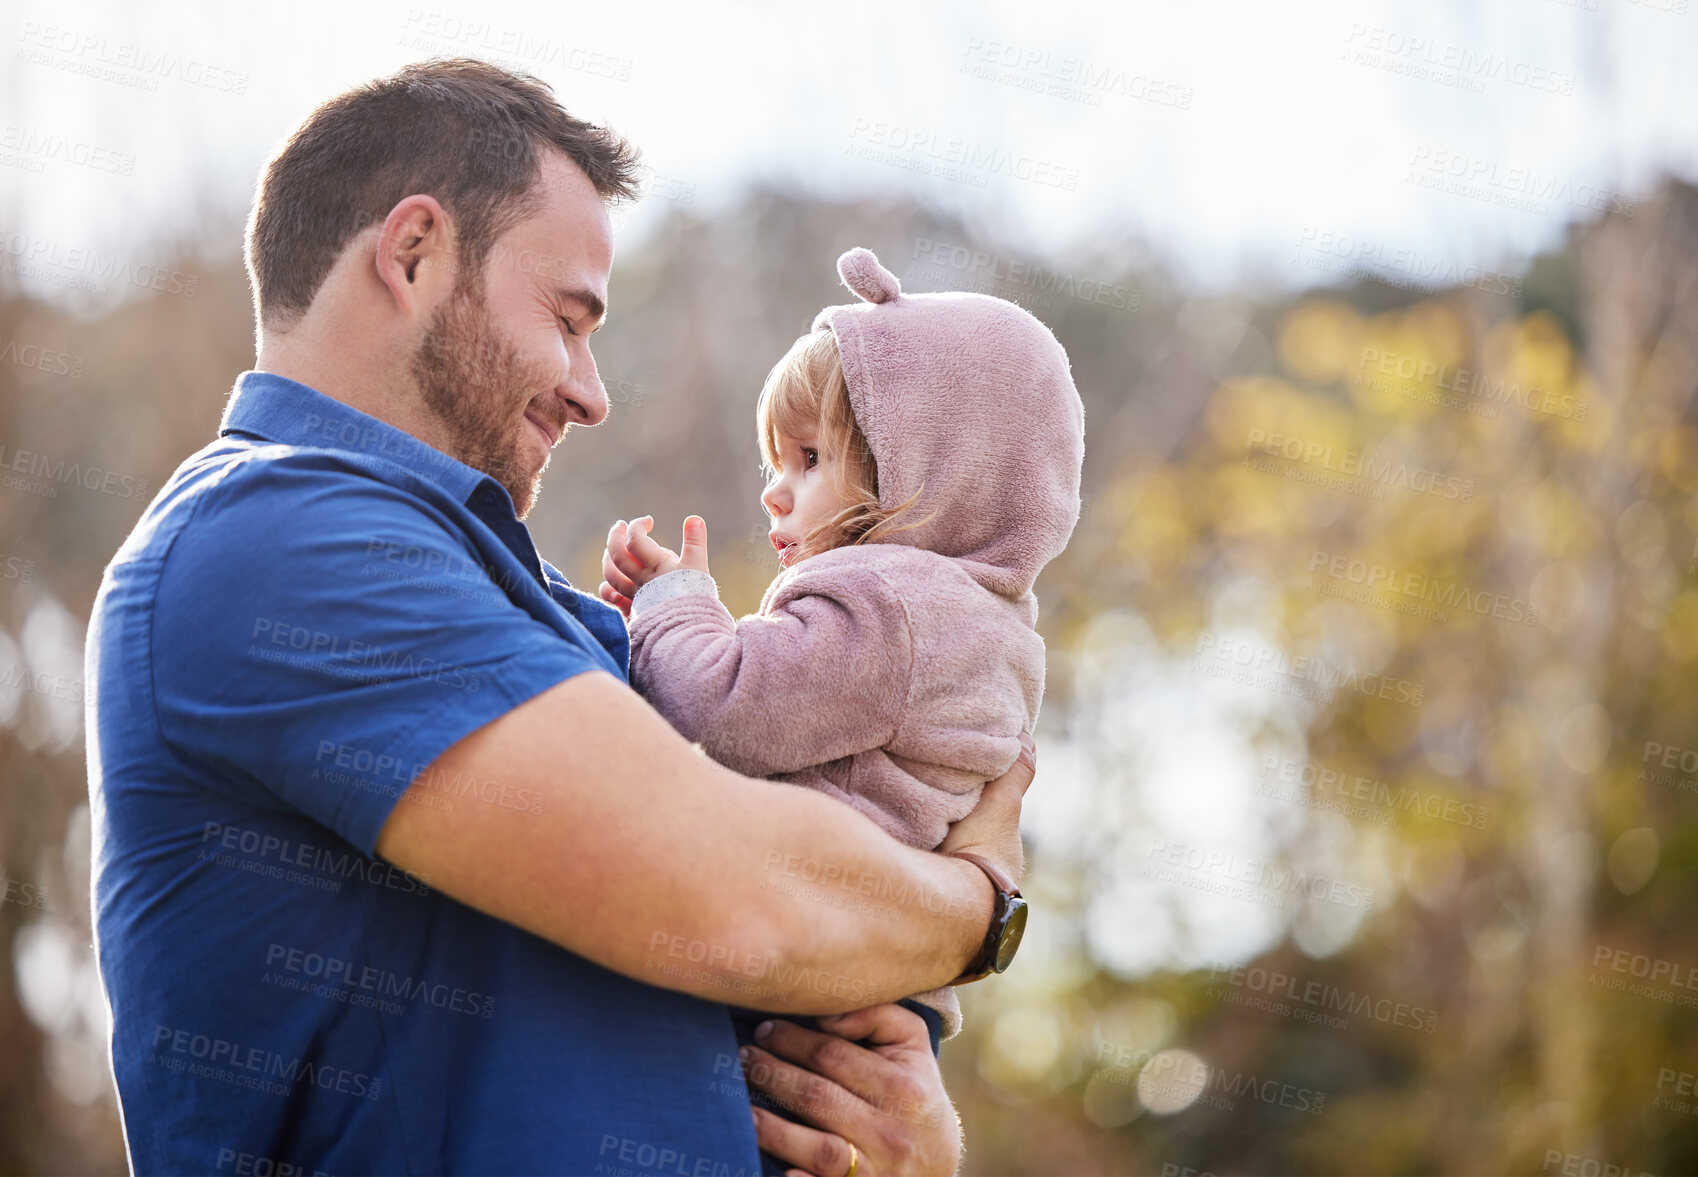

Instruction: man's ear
[374,194,457,318]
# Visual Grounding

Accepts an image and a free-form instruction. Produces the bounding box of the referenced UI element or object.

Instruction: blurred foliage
[3,183,1698,1175]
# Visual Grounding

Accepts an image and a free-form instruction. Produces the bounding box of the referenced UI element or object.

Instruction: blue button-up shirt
[86,372,761,1175]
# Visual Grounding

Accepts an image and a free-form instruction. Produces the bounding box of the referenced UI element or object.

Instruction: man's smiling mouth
[525,411,563,448]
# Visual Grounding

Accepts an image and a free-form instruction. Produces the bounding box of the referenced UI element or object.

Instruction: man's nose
[563,375,609,427]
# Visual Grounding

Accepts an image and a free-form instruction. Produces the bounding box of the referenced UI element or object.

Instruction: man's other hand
[743,1004,961,1177]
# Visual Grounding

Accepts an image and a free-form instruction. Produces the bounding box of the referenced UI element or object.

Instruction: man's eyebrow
[557,287,607,322]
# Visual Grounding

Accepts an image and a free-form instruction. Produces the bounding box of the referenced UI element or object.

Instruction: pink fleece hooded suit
[627,247,1084,1035]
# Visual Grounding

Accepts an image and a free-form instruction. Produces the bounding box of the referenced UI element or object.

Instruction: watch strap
[949,851,1021,899]
[947,852,1022,985]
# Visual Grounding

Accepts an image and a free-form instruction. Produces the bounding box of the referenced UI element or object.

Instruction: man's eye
[803,448,819,469]
[560,318,579,337]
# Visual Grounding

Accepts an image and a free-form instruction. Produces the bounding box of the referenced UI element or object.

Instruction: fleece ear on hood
[812,247,1085,603]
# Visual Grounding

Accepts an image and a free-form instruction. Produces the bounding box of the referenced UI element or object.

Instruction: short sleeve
[151,455,616,856]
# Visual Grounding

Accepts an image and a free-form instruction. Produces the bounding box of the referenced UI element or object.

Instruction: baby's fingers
[625,516,678,568]
[677,515,710,573]
[603,525,639,598]
[598,581,632,619]
[606,520,651,585]
[602,549,636,600]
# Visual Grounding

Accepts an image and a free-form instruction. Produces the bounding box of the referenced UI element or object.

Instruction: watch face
[995,897,1029,973]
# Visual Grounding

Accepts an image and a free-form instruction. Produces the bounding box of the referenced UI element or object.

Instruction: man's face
[412,152,614,519]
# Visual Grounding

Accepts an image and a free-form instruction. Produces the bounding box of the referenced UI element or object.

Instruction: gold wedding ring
[844,1140,859,1177]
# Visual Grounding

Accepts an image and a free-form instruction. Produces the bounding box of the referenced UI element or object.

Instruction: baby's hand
[599,515,711,617]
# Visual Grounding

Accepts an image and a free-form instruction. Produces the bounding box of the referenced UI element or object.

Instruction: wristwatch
[947,852,1028,984]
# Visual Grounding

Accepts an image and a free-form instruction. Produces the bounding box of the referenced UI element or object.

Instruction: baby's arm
[624,556,915,781]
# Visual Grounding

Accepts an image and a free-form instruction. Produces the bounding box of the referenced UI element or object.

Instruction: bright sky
[4,0,1696,303]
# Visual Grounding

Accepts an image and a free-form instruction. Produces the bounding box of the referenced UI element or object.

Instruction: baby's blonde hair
[756,330,924,560]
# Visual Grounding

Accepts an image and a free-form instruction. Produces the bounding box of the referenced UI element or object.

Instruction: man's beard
[412,272,562,519]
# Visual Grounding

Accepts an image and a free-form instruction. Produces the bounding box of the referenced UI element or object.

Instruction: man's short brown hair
[245,57,641,325]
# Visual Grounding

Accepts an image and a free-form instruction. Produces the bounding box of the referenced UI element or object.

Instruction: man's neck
[255,325,453,455]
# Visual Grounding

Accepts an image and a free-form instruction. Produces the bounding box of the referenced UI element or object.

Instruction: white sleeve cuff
[630,568,720,616]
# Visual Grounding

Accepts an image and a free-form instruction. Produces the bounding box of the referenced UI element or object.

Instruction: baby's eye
[803,448,819,469]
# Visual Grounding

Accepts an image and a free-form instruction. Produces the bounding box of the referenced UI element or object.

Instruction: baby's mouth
[769,534,799,566]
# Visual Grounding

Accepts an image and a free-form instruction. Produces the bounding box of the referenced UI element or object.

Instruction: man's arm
[374,670,1019,1013]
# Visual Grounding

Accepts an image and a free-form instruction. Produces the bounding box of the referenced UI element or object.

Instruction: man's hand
[742,1005,961,1177]
[599,514,711,616]
[938,731,1035,887]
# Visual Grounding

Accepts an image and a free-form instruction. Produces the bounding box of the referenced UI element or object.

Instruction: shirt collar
[220,370,505,509]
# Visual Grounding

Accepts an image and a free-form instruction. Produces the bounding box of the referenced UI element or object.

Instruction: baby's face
[760,428,852,568]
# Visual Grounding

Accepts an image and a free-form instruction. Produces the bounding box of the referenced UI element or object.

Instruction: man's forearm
[663,766,996,1013]
[375,672,995,1013]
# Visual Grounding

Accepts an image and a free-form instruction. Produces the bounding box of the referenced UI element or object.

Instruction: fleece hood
[812,247,1085,602]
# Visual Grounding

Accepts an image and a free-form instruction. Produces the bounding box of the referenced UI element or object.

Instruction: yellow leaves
[1547,369,1607,456]
[1529,560,1590,634]
[1479,704,1540,792]
[1277,299,1366,386]
[1112,470,1192,575]
[1402,835,1467,911]
[1480,310,1590,442]
[1210,460,1292,541]
[1613,500,1669,572]
[1203,376,1351,453]
[1598,758,1654,838]
[1661,590,1698,663]
[1484,310,1574,388]
[1397,499,1487,563]
[1278,298,1470,396]
[1346,300,1471,420]
[1497,477,1603,559]
[1405,302,1471,369]
[1361,689,1419,754]
[1654,424,1698,492]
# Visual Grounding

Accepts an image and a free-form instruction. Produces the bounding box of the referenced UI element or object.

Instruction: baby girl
[599,247,1084,1053]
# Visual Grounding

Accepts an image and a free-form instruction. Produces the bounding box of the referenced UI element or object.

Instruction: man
[86,59,1031,1176]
